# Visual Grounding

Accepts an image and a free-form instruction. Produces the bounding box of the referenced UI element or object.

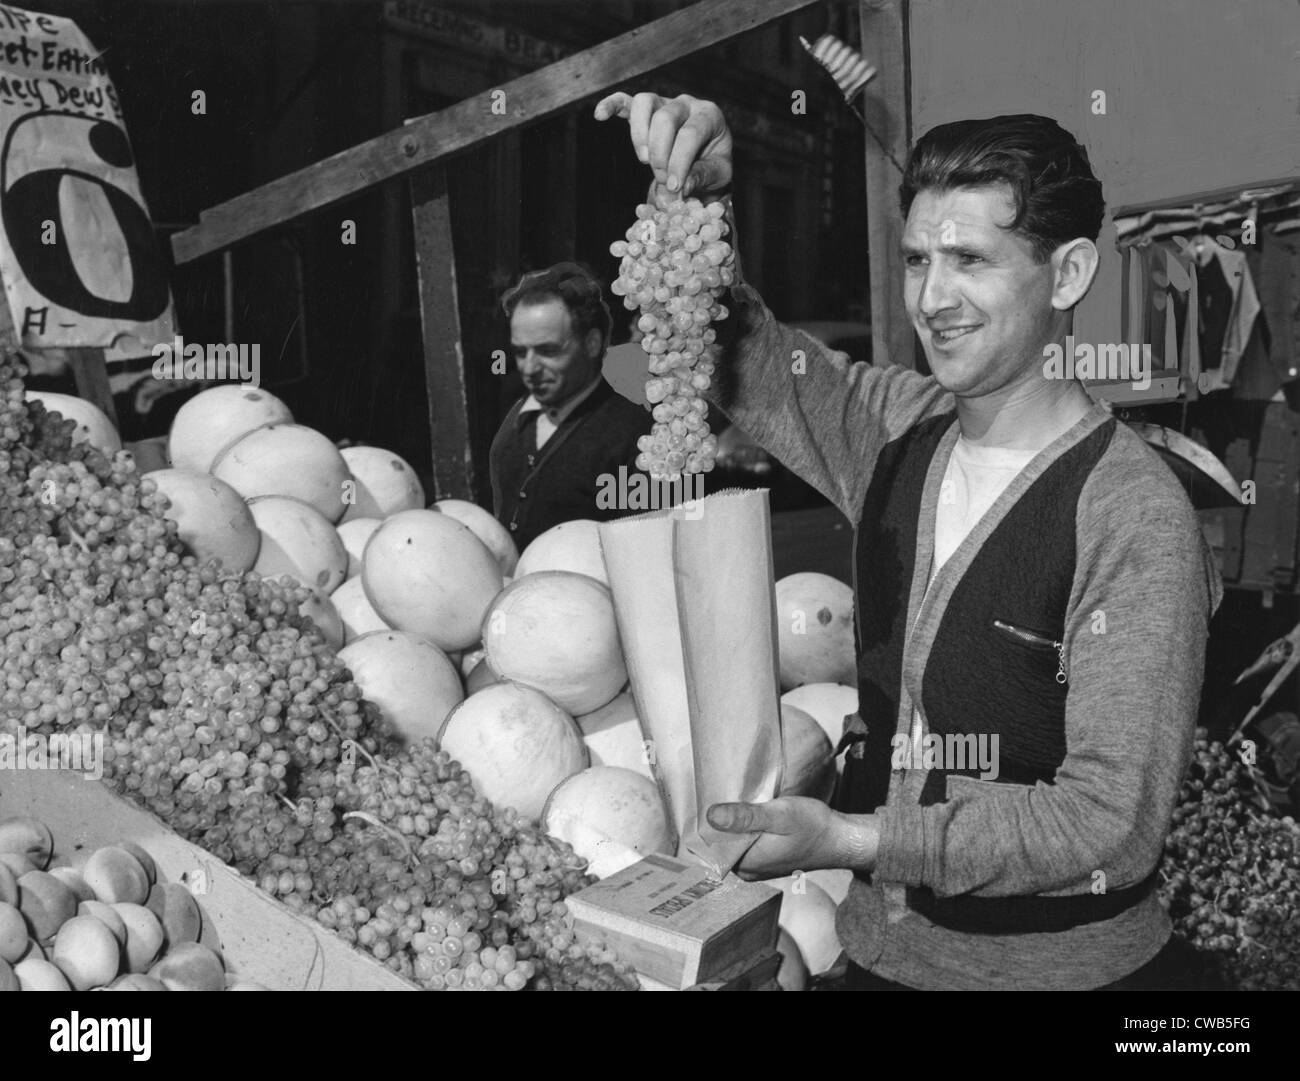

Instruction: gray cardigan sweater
[708,282,1223,989]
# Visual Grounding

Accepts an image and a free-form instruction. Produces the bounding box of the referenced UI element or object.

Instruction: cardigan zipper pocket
[992,619,1067,685]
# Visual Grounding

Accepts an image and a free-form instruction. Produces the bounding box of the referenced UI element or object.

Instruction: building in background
[25,0,868,505]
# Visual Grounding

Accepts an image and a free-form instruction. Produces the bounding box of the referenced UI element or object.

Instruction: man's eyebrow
[898,240,995,258]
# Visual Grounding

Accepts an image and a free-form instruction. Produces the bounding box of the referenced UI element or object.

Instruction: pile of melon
[106,385,865,986]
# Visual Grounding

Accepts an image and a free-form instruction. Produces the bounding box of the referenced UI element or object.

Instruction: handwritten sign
[0,3,174,358]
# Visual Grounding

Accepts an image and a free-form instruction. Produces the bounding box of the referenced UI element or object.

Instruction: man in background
[489,263,650,551]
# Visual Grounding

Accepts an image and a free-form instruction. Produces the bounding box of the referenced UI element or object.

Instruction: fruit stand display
[1,0,1296,995]
[0,0,856,991]
[0,348,863,991]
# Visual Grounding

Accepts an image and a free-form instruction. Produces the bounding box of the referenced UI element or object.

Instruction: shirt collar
[518,374,604,428]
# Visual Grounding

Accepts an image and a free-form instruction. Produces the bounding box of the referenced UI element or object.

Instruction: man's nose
[917,263,960,319]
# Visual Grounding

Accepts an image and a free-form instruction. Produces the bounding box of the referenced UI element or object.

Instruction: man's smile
[930,324,980,344]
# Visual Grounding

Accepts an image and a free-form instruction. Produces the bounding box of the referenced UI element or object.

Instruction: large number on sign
[1,112,169,322]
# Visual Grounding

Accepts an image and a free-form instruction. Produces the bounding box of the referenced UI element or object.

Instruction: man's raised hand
[594,92,733,199]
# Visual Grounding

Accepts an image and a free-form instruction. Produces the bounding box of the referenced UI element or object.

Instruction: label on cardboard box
[565,854,781,989]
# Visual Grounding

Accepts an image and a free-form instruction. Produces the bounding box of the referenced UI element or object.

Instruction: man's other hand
[594,92,732,199]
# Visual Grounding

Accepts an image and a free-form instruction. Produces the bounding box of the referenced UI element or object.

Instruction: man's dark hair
[501,262,613,355]
[899,114,1105,262]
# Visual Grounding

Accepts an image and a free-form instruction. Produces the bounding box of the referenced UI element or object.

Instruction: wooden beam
[171,0,819,264]
[859,0,915,369]
[67,347,120,428]
[410,166,473,501]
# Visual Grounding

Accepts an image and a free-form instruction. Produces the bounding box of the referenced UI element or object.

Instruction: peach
[0,861,17,905]
[107,973,168,991]
[15,936,47,962]
[0,851,38,878]
[49,867,96,903]
[150,941,225,991]
[53,914,122,990]
[145,882,202,946]
[112,903,165,973]
[0,816,53,870]
[82,846,150,905]
[17,870,78,940]
[15,957,73,991]
[119,844,158,887]
[78,900,128,946]
[0,958,17,992]
[0,901,28,962]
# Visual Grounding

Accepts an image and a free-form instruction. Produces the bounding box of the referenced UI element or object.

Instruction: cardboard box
[0,768,415,990]
[564,853,781,989]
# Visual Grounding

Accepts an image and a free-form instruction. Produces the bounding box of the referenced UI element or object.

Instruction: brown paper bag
[598,489,784,878]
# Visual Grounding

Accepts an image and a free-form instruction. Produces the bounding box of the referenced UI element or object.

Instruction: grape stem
[65,523,90,553]
[340,735,392,774]
[342,810,419,869]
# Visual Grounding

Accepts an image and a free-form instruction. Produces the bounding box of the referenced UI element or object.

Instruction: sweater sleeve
[874,444,1223,896]
[708,285,953,520]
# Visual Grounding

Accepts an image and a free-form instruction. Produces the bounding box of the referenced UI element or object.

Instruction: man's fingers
[664,114,711,194]
[645,97,691,182]
[707,801,774,834]
[684,157,730,200]
[593,92,632,121]
[627,93,661,164]
[594,92,663,165]
[596,92,731,196]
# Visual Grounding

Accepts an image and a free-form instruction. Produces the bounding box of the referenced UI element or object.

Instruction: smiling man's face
[903,184,1061,398]
[510,297,601,408]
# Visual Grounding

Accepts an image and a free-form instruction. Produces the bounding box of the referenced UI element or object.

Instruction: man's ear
[1051,238,1100,311]
[585,328,604,361]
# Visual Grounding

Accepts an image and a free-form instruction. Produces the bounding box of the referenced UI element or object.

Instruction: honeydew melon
[464,658,498,695]
[336,517,382,580]
[330,576,389,643]
[513,519,607,585]
[362,509,503,652]
[437,682,586,821]
[212,423,351,523]
[776,928,809,991]
[575,692,652,779]
[338,630,463,744]
[25,391,121,456]
[481,571,626,716]
[775,573,856,689]
[780,683,857,749]
[542,767,672,866]
[247,495,348,595]
[767,874,843,977]
[144,468,260,573]
[167,384,292,474]
[340,446,425,522]
[778,702,837,802]
[299,590,344,650]
[432,498,519,577]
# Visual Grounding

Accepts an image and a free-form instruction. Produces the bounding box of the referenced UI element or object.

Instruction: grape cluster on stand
[0,352,637,991]
[610,187,735,479]
[1158,731,1300,990]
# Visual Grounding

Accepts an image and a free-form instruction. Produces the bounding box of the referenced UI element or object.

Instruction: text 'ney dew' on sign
[0,3,174,359]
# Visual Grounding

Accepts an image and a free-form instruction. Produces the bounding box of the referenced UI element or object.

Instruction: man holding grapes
[594,91,1222,990]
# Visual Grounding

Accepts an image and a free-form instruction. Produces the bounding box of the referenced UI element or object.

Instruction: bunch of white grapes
[610,189,735,478]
